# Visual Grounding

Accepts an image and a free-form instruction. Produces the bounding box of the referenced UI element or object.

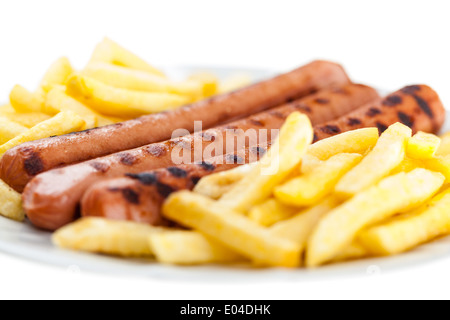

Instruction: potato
[306,169,444,267]
[359,188,450,255]
[163,191,302,267]
[0,110,51,128]
[0,179,25,222]
[218,112,313,212]
[40,57,74,92]
[406,131,441,160]
[248,198,299,226]
[332,243,368,262]
[45,87,115,129]
[218,73,252,94]
[300,154,323,174]
[9,85,45,113]
[0,111,85,156]
[275,153,362,206]
[193,163,256,200]
[66,74,189,118]
[53,217,161,257]
[307,127,379,161]
[421,156,450,180]
[88,37,165,77]
[149,230,243,265]
[437,131,450,156]
[83,62,203,101]
[188,72,219,98]
[390,157,423,175]
[0,117,28,144]
[335,123,411,198]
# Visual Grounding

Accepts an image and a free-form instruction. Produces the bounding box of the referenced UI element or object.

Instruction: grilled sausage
[23,84,378,231]
[1,60,351,192]
[81,144,270,226]
[314,85,445,141]
[76,85,445,228]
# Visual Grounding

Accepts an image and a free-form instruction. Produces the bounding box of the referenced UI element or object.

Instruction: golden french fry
[332,243,369,262]
[0,179,25,222]
[219,112,313,212]
[0,110,51,128]
[188,72,219,98]
[163,191,302,267]
[358,188,450,256]
[193,163,256,200]
[307,127,379,161]
[306,169,444,267]
[40,57,74,92]
[149,230,243,265]
[275,153,362,206]
[45,87,115,129]
[248,198,299,227]
[0,117,28,144]
[421,156,450,180]
[406,131,441,160]
[335,123,411,198]
[53,217,161,257]
[270,197,341,251]
[390,157,423,175]
[83,62,202,101]
[66,74,189,118]
[437,131,450,156]
[0,111,85,156]
[89,37,165,77]
[300,154,323,174]
[9,85,45,113]
[218,73,252,94]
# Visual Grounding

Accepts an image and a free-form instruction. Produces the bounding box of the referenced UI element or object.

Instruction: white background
[0,0,450,300]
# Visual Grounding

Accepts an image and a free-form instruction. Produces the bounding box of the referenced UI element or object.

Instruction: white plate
[0,66,449,282]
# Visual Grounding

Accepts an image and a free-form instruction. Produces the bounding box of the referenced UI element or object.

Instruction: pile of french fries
[53,111,450,268]
[0,38,251,222]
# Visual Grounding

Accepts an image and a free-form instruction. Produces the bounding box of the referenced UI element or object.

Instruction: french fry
[0,179,25,222]
[248,198,299,226]
[0,117,28,144]
[149,230,242,265]
[88,37,165,77]
[163,191,302,267]
[219,112,313,212]
[421,156,450,180]
[358,188,450,255]
[39,57,74,92]
[9,85,45,113]
[406,131,441,160]
[188,72,219,98]
[332,243,369,262]
[83,62,203,101]
[53,217,161,257]
[0,109,51,128]
[45,87,115,129]
[300,154,323,174]
[335,123,411,198]
[275,153,362,206]
[390,157,423,175]
[306,169,444,267]
[270,197,341,251]
[66,74,189,118]
[0,111,85,157]
[307,127,379,161]
[437,131,450,156]
[218,73,252,94]
[193,163,256,200]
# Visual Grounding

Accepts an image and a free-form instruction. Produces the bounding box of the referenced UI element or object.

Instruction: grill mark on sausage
[121,188,140,204]
[268,111,286,119]
[144,145,167,157]
[320,125,341,135]
[226,154,245,164]
[248,119,265,127]
[366,107,382,117]
[200,132,216,142]
[22,149,44,176]
[156,182,175,198]
[313,133,319,143]
[167,167,188,178]
[382,95,403,107]
[294,104,312,113]
[191,176,201,185]
[402,85,421,95]
[413,94,434,119]
[89,162,110,173]
[376,122,388,134]
[126,172,157,185]
[347,118,362,126]
[199,161,216,171]
[315,98,330,104]
[251,146,267,156]
[397,111,414,128]
[116,153,137,166]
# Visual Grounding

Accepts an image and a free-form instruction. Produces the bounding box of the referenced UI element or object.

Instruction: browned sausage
[81,144,270,226]
[80,85,445,228]
[314,85,445,141]
[1,60,351,192]
[23,84,378,231]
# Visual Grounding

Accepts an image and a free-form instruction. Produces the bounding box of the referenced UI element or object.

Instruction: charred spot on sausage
[156,182,175,198]
[401,85,421,95]
[126,172,157,185]
[117,153,137,166]
[268,111,286,119]
[167,167,188,178]
[121,188,140,205]
[320,125,341,135]
[89,161,110,173]
[382,95,403,107]
[199,161,216,171]
[347,118,362,126]
[313,133,319,143]
[376,122,388,134]
[226,154,245,164]
[397,112,414,128]
[294,104,312,113]
[248,119,265,127]
[200,132,216,142]
[366,108,382,117]
[144,144,167,157]
[314,98,330,105]
[23,150,45,176]
[191,176,201,185]
[251,146,267,156]
[413,94,434,119]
